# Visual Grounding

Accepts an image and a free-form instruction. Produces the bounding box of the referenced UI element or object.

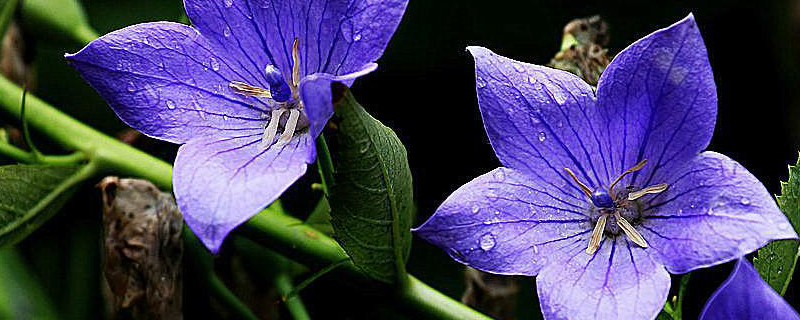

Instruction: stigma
[564,159,670,254]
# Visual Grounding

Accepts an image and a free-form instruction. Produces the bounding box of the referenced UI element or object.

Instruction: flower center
[565,159,669,254]
[228,38,308,149]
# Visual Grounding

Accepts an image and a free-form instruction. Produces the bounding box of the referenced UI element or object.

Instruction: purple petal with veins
[66,0,408,253]
[699,258,800,320]
[415,14,797,320]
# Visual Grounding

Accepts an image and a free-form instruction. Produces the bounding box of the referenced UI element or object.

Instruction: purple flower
[414,14,798,320]
[66,0,408,252]
[699,258,800,320]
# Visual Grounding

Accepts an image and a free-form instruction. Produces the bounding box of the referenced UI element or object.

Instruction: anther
[586,214,608,254]
[229,81,271,98]
[291,38,301,89]
[262,108,285,147]
[265,65,292,102]
[609,159,648,199]
[564,168,592,198]
[628,183,669,201]
[614,212,648,248]
[274,108,301,147]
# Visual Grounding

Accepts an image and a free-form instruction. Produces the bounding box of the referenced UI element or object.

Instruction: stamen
[609,159,648,198]
[265,65,292,102]
[291,38,301,88]
[627,183,669,201]
[261,108,285,147]
[229,81,271,98]
[586,214,607,254]
[615,212,648,248]
[274,108,301,147]
[564,168,592,198]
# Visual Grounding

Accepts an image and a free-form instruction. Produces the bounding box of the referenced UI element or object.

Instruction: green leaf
[327,89,413,284]
[754,155,800,295]
[0,164,91,247]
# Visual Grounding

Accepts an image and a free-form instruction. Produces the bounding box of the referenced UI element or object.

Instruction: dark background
[7,0,800,319]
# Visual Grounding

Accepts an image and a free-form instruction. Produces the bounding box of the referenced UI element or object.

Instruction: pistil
[565,159,668,254]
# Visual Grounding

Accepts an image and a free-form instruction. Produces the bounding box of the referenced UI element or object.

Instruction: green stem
[0,142,86,165]
[0,77,491,320]
[274,273,312,320]
[315,133,335,196]
[184,229,260,320]
[207,274,260,320]
[674,273,690,319]
[0,76,173,187]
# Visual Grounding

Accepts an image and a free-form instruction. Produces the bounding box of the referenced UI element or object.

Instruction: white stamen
[262,108,285,148]
[274,108,301,147]
[627,183,669,201]
[615,212,648,248]
[586,214,608,254]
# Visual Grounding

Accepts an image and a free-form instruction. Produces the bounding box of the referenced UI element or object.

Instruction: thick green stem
[0,76,172,187]
[0,78,491,320]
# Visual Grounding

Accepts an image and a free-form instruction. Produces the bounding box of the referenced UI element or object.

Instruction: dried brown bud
[461,267,520,320]
[99,177,183,320]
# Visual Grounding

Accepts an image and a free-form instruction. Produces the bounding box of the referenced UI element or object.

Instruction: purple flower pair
[67,0,408,252]
[414,15,798,320]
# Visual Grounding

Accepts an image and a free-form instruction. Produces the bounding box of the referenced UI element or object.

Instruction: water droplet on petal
[476,76,487,88]
[479,233,496,251]
[352,33,362,42]
[223,26,232,37]
[166,100,176,110]
[210,57,220,71]
[471,206,480,214]
[527,76,536,84]
[224,0,233,7]
[538,132,547,142]
[532,245,539,254]
[740,197,750,205]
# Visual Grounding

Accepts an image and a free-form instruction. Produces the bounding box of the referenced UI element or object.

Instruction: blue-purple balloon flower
[414,14,797,320]
[699,258,800,320]
[66,0,408,252]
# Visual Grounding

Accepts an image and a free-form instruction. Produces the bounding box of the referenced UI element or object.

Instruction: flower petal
[299,63,377,141]
[183,0,408,79]
[66,22,268,144]
[173,131,313,253]
[536,238,670,320]
[639,151,798,274]
[596,14,717,188]
[467,46,612,201]
[699,258,800,320]
[413,167,592,276]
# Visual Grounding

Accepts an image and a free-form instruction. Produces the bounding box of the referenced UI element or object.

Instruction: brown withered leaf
[461,267,521,320]
[99,177,183,320]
